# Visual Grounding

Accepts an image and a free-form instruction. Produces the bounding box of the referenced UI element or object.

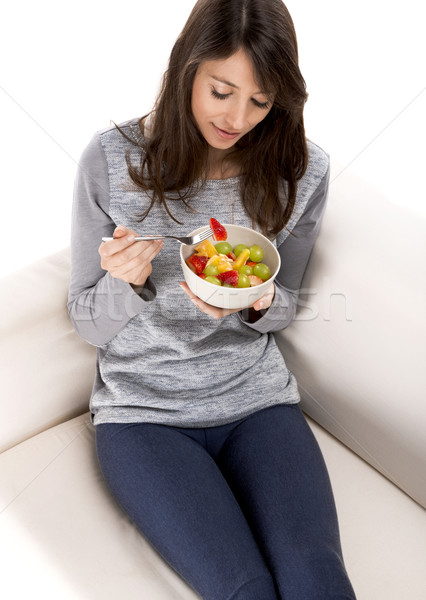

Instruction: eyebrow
[211,75,266,96]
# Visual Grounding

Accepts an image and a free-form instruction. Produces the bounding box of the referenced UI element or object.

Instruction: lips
[212,124,241,140]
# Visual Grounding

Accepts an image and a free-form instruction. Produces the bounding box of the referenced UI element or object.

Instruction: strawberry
[248,275,264,287]
[227,252,237,260]
[210,217,227,241]
[187,253,208,275]
[218,269,239,287]
[246,261,257,267]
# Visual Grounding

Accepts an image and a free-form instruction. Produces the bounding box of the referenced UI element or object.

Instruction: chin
[207,133,240,149]
[210,140,237,150]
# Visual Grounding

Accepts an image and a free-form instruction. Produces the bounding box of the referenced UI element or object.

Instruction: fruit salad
[185,218,272,288]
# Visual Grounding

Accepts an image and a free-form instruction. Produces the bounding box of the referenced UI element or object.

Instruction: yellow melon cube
[232,248,250,270]
[206,254,233,273]
[217,262,233,273]
[194,239,217,258]
[206,255,221,266]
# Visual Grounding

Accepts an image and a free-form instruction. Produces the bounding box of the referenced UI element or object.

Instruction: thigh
[216,404,357,599]
[96,422,278,600]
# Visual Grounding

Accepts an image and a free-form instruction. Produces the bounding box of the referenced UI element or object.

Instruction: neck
[206,148,240,180]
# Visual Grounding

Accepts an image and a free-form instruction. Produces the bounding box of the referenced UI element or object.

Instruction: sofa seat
[1,411,426,599]
[0,413,198,600]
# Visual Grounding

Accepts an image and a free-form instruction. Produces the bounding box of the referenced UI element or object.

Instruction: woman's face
[191,49,273,157]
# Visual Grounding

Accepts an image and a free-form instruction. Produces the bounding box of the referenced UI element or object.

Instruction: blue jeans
[96,404,356,599]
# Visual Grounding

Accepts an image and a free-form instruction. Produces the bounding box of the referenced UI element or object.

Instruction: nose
[224,101,249,132]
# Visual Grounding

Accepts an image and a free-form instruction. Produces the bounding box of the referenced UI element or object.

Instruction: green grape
[203,264,220,277]
[223,283,234,288]
[237,273,251,288]
[205,275,222,286]
[215,242,233,255]
[253,263,271,281]
[249,244,264,262]
[238,265,253,276]
[233,243,248,257]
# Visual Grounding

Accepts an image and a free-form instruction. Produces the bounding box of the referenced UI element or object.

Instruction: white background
[1,0,425,277]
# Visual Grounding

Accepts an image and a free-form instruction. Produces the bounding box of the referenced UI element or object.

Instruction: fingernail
[258,300,264,310]
[127,234,135,242]
[191,299,199,307]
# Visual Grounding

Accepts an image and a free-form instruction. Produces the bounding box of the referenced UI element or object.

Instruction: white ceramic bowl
[180,223,280,310]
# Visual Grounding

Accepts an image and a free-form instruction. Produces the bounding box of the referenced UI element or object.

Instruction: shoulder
[75,118,145,193]
[305,139,330,186]
[97,117,144,151]
[77,117,146,180]
[98,117,143,140]
[80,117,144,161]
[292,139,330,214]
[274,140,329,245]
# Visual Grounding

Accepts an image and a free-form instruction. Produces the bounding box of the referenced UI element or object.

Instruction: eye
[210,88,231,100]
[252,98,271,110]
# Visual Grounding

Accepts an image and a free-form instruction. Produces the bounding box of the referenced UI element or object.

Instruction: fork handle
[133,236,166,241]
[101,236,165,242]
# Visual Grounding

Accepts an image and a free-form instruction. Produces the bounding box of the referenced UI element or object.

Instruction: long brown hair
[116,0,309,238]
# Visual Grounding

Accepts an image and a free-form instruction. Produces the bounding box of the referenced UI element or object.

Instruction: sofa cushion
[0,413,198,599]
[0,248,96,453]
[274,163,426,508]
[1,412,425,599]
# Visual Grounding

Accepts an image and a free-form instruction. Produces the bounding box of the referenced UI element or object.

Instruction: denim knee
[228,574,278,600]
[274,549,356,600]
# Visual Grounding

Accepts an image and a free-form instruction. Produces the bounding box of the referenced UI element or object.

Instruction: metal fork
[102,227,213,246]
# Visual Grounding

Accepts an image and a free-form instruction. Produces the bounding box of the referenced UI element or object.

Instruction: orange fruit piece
[232,248,250,270]
[206,254,233,273]
[195,239,218,258]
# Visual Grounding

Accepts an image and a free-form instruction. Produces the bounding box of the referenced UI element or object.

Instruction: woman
[68,0,356,598]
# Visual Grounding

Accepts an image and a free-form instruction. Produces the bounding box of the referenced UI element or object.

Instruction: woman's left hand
[180,281,275,319]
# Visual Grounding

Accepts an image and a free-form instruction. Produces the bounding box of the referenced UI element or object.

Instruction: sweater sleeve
[239,162,330,334]
[67,132,157,347]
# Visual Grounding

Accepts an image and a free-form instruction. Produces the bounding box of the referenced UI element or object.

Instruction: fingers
[100,239,160,272]
[251,284,275,312]
[118,241,163,277]
[113,225,130,238]
[179,281,196,300]
[99,226,137,259]
[179,282,239,319]
[180,281,276,320]
[98,225,163,285]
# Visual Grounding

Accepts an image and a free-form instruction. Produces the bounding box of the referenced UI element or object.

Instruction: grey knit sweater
[68,117,330,427]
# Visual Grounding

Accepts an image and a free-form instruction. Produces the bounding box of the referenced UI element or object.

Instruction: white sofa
[1,162,426,600]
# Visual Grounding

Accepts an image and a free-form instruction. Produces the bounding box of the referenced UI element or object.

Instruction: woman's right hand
[98,225,163,287]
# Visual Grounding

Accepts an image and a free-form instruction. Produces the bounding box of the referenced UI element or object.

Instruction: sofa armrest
[274,162,426,508]
[0,248,96,452]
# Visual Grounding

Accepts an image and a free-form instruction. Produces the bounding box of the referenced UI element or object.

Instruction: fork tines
[199,228,213,241]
